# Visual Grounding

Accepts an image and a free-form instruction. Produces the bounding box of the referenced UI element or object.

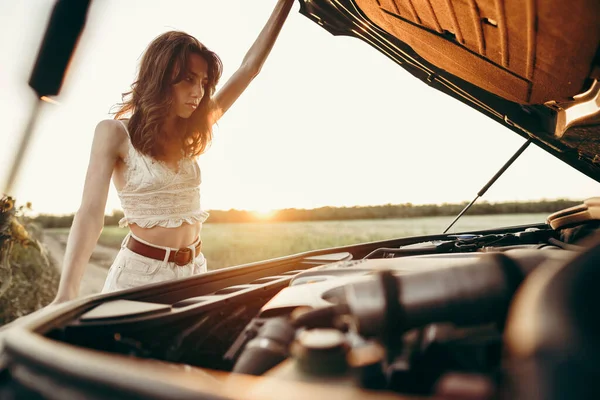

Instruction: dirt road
[43,232,119,298]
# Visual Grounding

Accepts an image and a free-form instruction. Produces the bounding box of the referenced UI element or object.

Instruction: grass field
[55,213,549,271]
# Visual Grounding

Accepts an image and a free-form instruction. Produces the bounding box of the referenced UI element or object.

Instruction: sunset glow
[252,208,277,221]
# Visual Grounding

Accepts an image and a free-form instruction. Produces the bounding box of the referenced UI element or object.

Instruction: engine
[36,219,600,400]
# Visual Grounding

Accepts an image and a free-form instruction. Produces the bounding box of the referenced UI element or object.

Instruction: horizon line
[30,197,584,217]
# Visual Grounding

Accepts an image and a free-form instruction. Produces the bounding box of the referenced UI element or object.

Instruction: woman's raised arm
[211,0,295,122]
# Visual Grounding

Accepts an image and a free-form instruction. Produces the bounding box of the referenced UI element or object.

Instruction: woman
[53,0,295,302]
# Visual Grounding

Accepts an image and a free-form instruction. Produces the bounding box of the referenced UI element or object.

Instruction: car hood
[298,0,600,182]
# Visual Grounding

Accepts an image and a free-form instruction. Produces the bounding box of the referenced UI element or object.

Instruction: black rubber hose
[345,251,555,337]
[231,317,296,376]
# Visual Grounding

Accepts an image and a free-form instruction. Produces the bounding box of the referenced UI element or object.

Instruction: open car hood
[298,0,600,182]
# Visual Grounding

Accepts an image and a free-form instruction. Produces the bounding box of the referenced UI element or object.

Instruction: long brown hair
[113,31,222,159]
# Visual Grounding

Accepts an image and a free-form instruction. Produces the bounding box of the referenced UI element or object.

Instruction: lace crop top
[115,120,209,228]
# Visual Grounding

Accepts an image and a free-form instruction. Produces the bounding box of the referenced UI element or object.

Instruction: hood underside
[298,0,600,182]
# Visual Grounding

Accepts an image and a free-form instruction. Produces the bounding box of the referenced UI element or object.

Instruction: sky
[1,0,599,215]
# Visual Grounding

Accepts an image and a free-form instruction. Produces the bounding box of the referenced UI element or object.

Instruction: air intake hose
[344,252,553,337]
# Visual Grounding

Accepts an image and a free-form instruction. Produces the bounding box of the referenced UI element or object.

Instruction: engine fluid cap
[293,329,348,375]
[298,328,346,350]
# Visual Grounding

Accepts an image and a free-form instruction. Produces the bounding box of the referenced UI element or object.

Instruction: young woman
[53,0,295,302]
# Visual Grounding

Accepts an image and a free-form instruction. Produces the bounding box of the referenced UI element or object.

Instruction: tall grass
[0,236,59,325]
[85,213,548,270]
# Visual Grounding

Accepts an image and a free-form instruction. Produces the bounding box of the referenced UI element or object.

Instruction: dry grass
[74,213,548,271]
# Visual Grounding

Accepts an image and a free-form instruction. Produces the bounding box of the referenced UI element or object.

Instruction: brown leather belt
[126,235,202,266]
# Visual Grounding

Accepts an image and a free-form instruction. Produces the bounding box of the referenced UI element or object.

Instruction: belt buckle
[174,247,192,266]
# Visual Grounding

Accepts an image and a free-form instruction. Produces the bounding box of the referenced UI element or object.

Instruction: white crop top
[115,120,209,228]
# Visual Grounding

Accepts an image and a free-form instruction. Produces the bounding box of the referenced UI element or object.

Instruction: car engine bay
[10,215,594,399]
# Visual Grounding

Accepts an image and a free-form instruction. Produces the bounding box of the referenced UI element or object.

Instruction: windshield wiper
[443,138,533,234]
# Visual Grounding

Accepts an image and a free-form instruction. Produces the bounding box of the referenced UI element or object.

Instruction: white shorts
[101,232,207,293]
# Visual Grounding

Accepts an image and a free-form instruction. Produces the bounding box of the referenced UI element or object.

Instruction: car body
[1,0,599,399]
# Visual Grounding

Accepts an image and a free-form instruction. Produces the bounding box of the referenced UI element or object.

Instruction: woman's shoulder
[94,119,129,140]
[92,119,130,155]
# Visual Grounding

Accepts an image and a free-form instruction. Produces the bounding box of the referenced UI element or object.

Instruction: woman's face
[170,53,209,119]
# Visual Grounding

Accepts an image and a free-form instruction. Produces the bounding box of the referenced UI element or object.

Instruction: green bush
[0,233,60,325]
[0,196,59,326]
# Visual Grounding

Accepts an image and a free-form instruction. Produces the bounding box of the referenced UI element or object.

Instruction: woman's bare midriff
[129,222,203,249]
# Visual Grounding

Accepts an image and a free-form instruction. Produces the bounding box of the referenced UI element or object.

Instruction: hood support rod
[443,138,533,234]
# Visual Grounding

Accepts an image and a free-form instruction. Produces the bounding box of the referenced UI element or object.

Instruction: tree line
[33,199,581,229]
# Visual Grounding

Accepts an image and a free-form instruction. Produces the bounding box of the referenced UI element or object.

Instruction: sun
[252,207,277,221]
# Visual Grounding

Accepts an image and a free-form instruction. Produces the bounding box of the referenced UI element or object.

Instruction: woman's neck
[164,114,182,137]
[158,114,186,159]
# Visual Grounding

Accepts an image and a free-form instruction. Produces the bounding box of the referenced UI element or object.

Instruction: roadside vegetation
[0,196,59,326]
